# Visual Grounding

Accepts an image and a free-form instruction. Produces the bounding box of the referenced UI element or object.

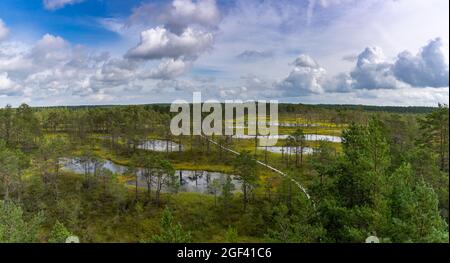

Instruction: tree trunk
[156,189,161,207]
[243,183,247,211]
[288,182,292,211]
[147,181,151,198]
[135,172,138,201]
[264,146,268,163]
[300,146,304,167]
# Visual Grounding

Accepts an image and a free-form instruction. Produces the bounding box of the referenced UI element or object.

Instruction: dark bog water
[60,158,240,194]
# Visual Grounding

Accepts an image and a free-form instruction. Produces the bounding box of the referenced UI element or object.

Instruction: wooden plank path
[201,135,314,206]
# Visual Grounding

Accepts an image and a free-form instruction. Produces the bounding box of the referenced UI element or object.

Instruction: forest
[0,103,448,243]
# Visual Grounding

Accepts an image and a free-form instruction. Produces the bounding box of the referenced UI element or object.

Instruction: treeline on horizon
[23,102,443,130]
[27,103,438,114]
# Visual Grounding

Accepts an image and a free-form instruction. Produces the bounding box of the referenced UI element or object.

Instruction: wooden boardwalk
[201,135,314,205]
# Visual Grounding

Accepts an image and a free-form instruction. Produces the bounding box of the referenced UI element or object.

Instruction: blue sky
[0,0,140,45]
[0,0,448,106]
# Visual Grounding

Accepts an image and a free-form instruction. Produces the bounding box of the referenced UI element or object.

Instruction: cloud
[393,38,449,88]
[0,19,9,41]
[236,50,273,61]
[1,1,448,106]
[342,54,358,62]
[218,86,249,99]
[0,72,22,96]
[30,34,72,66]
[0,25,213,103]
[346,39,449,91]
[349,46,400,90]
[124,0,220,81]
[0,34,78,96]
[98,18,128,35]
[353,87,449,106]
[317,0,353,8]
[0,53,31,72]
[0,34,123,99]
[142,58,188,80]
[324,73,353,93]
[278,54,326,96]
[243,38,449,100]
[165,0,221,33]
[126,26,214,61]
[129,0,221,33]
[307,0,354,25]
[43,0,84,10]
[292,54,321,68]
[93,58,138,85]
[0,31,195,101]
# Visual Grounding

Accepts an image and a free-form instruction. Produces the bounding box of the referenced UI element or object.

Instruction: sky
[0,0,448,107]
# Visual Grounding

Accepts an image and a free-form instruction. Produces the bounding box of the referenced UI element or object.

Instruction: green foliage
[0,104,41,149]
[265,197,323,243]
[0,103,447,243]
[234,151,258,210]
[225,226,238,243]
[388,164,447,242]
[419,104,449,172]
[0,140,28,201]
[314,114,448,243]
[338,118,390,209]
[208,178,221,206]
[0,201,44,243]
[145,207,191,243]
[48,220,72,243]
[219,175,235,222]
[288,128,307,167]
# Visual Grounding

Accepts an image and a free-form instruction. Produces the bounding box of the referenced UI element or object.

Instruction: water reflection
[228,122,321,128]
[257,146,314,155]
[60,158,240,194]
[233,134,341,142]
[137,139,183,152]
[98,136,183,152]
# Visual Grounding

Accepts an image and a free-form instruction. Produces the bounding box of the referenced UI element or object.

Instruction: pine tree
[145,207,191,243]
[0,201,44,243]
[48,220,73,243]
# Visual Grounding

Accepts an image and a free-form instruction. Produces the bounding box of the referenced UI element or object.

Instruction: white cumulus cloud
[0,72,21,96]
[393,38,449,88]
[350,46,400,90]
[278,54,326,96]
[126,26,214,61]
[130,0,221,33]
[143,58,188,80]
